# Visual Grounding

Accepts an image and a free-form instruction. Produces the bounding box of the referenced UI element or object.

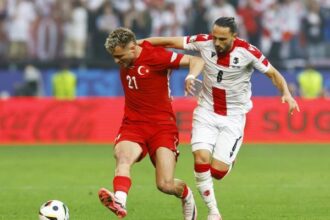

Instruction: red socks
[195,163,228,180]
[113,176,132,193]
[194,163,211,172]
[210,167,228,180]
[181,184,189,199]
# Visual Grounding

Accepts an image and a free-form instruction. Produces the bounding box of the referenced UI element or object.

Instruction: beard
[216,44,231,54]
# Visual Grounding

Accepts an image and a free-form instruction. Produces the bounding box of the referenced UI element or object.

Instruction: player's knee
[156,179,174,194]
[210,167,229,180]
[194,151,210,164]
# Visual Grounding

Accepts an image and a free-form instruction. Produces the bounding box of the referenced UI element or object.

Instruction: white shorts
[191,106,246,165]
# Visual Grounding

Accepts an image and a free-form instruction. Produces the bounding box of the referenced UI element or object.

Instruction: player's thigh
[213,115,245,165]
[115,123,148,162]
[191,106,218,149]
[154,147,176,185]
[114,141,143,164]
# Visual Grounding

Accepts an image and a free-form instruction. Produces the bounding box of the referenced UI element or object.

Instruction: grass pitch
[0,144,330,220]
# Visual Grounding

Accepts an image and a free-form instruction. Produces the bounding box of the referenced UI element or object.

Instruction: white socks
[195,170,220,215]
[115,191,127,206]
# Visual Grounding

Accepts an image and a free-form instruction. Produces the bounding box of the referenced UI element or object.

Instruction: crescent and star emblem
[137,66,149,76]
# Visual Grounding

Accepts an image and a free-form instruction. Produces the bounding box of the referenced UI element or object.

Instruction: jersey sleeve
[183,34,212,51]
[245,44,270,73]
[152,47,184,70]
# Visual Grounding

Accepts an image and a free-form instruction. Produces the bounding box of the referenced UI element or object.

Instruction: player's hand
[185,75,196,96]
[281,94,300,115]
[136,39,143,45]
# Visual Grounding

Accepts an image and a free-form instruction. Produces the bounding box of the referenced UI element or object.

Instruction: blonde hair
[104,27,136,54]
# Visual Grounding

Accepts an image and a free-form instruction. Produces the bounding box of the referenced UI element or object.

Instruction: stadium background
[0,0,330,220]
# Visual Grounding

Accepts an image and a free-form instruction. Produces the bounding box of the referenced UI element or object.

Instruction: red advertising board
[0,98,124,143]
[244,98,330,143]
[0,97,329,144]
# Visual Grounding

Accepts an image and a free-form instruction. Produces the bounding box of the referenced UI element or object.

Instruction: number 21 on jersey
[126,75,138,89]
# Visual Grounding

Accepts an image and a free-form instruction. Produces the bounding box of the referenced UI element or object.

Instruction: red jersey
[120,41,184,124]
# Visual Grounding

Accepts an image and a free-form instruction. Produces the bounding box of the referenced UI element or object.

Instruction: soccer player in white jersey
[140,17,300,220]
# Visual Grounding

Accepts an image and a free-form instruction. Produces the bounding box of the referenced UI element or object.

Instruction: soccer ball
[39,200,69,220]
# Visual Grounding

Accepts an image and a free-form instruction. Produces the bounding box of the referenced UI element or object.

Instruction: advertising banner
[0,98,123,143]
[0,98,329,144]
[244,98,330,143]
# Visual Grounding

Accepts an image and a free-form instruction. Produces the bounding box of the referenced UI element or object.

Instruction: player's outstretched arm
[265,65,300,115]
[137,37,185,49]
[179,55,205,96]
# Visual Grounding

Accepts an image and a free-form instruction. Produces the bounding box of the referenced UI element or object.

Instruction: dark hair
[213,17,237,33]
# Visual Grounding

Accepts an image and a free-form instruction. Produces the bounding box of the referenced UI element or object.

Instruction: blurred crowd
[0,0,330,64]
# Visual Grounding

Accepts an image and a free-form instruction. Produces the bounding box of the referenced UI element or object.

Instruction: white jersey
[183,34,270,115]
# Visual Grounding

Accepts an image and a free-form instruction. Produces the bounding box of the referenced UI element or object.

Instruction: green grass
[0,144,330,220]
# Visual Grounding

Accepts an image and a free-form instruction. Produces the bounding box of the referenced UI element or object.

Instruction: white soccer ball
[39,200,69,220]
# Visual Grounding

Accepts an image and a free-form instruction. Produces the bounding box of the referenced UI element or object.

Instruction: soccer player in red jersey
[98,27,204,220]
